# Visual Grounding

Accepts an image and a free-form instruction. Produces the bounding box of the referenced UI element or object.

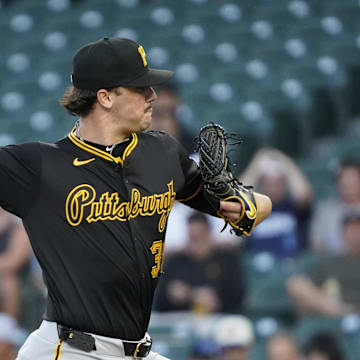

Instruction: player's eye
[135,86,147,94]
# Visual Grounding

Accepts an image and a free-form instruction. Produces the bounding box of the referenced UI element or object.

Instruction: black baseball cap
[71,37,174,90]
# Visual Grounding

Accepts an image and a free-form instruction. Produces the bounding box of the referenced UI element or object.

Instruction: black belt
[57,324,152,358]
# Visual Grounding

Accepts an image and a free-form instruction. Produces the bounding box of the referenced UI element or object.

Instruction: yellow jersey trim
[68,126,138,166]
[53,340,64,360]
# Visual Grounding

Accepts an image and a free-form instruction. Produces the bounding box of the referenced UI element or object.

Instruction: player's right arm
[0,143,41,218]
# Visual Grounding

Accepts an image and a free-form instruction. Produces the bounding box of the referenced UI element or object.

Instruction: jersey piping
[68,126,138,166]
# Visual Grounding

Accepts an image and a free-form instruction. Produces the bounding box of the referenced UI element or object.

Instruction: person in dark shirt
[0,208,31,320]
[154,212,245,313]
[1,37,272,360]
[287,209,360,317]
[310,159,360,254]
[241,148,312,259]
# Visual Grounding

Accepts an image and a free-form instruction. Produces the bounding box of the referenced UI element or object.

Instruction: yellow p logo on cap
[138,46,147,67]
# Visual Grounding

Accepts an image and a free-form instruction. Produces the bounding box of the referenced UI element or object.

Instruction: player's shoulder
[2,141,40,150]
[16,138,74,158]
[1,141,41,157]
[0,142,43,170]
[139,130,179,147]
[140,130,172,140]
[39,140,61,150]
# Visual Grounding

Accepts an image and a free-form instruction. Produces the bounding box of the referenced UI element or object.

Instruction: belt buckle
[133,335,152,359]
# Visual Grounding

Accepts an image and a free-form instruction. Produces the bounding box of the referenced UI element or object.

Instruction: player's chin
[139,116,152,132]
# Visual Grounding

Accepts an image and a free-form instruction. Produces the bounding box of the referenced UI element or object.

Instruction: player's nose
[147,87,157,102]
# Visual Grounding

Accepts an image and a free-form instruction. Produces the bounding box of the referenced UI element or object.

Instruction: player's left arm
[162,135,219,216]
[172,135,272,226]
[177,172,221,217]
[219,193,272,228]
[175,146,272,231]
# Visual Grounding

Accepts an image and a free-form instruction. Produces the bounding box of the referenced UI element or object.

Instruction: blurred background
[1,0,360,359]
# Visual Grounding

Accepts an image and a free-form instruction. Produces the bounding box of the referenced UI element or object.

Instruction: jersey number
[150,240,164,278]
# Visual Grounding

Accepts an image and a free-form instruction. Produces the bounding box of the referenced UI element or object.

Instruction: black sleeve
[167,134,221,217]
[0,142,41,218]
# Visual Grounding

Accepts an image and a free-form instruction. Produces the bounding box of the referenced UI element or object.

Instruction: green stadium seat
[294,316,340,346]
[283,61,344,90]
[335,7,360,35]
[242,253,294,320]
[316,0,360,15]
[251,342,266,360]
[286,313,359,360]
[252,6,315,41]
[215,27,271,61]
[19,269,46,332]
[293,314,360,360]
[149,314,195,360]
[319,40,360,68]
[0,0,49,26]
[342,324,360,360]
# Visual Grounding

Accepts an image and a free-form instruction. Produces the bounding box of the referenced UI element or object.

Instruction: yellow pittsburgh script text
[65,181,176,232]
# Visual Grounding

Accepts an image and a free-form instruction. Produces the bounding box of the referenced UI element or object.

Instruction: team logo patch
[138,45,147,67]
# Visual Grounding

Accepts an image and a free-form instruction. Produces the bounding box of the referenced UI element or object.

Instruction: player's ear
[96,89,113,109]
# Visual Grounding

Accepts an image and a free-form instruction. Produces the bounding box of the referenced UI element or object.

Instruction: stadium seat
[319,40,360,68]
[316,0,360,16]
[0,0,358,155]
[1,0,49,26]
[242,252,294,320]
[149,314,196,360]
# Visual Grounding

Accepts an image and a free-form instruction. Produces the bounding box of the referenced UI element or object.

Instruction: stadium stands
[1,0,359,159]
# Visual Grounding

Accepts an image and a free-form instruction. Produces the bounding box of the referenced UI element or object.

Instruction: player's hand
[219,200,242,223]
[220,194,272,226]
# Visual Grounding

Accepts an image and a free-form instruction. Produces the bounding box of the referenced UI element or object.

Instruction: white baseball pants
[16,321,170,360]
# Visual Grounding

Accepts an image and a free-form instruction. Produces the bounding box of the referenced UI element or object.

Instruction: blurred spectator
[150,84,239,255]
[18,253,47,332]
[287,209,360,317]
[266,332,302,360]
[0,313,18,360]
[29,255,46,296]
[164,200,240,255]
[0,208,31,319]
[310,159,360,254]
[154,212,245,313]
[213,315,254,360]
[303,332,345,360]
[188,339,220,360]
[241,148,313,259]
[150,84,194,151]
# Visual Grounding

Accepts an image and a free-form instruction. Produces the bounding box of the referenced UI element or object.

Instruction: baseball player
[0,37,271,360]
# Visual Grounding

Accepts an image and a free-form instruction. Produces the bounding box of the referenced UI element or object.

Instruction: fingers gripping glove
[197,123,257,237]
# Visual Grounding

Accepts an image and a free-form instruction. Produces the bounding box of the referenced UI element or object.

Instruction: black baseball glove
[197,123,257,237]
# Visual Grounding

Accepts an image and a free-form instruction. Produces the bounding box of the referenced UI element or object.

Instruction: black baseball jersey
[0,128,219,340]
